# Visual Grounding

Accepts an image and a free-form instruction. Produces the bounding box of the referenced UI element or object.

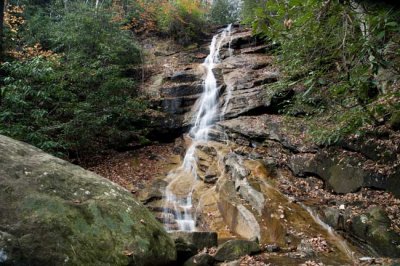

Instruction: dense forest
[0,0,398,159]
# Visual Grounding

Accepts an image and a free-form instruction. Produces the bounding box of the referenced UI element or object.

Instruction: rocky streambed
[89,25,400,265]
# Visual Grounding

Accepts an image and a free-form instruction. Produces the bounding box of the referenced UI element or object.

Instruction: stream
[157,25,365,264]
[164,25,233,232]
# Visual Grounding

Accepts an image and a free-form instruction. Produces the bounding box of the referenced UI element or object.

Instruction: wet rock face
[215,115,317,153]
[146,26,284,130]
[224,153,265,215]
[0,135,176,265]
[350,207,400,257]
[321,206,400,257]
[348,207,400,258]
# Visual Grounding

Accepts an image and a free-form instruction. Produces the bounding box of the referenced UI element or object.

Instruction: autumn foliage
[4,5,25,34]
[123,0,208,44]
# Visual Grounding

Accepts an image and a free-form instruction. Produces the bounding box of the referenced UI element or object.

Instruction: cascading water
[164,25,233,232]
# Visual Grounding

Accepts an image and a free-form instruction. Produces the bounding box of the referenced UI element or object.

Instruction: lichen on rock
[0,134,176,265]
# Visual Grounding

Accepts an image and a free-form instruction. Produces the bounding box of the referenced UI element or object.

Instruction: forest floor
[85,143,179,196]
[278,171,400,234]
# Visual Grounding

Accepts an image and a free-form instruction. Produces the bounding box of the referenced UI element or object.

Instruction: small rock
[297,239,315,257]
[183,253,215,266]
[265,244,280,252]
[214,239,261,262]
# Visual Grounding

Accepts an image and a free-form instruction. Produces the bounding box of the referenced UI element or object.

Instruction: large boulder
[0,135,176,265]
[349,207,400,257]
[320,206,400,257]
[288,150,390,194]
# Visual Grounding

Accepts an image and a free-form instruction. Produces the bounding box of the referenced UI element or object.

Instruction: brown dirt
[85,143,180,193]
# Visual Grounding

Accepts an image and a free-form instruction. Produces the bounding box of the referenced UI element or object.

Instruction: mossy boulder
[214,240,261,262]
[349,207,400,257]
[0,135,176,265]
[289,151,389,194]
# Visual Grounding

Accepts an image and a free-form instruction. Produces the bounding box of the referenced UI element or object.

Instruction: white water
[164,25,233,232]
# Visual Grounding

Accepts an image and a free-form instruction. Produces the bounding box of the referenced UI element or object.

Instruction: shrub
[209,0,241,25]
[242,0,400,144]
[0,2,147,157]
[123,0,208,45]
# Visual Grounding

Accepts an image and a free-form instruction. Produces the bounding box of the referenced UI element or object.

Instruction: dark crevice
[147,125,189,143]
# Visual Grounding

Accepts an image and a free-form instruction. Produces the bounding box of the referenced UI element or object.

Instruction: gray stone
[161,83,204,98]
[174,237,198,264]
[265,244,280,252]
[214,240,261,262]
[138,179,167,204]
[161,94,200,115]
[320,207,350,230]
[236,180,265,215]
[224,31,264,49]
[224,153,250,180]
[297,239,315,257]
[168,71,199,83]
[288,151,390,194]
[0,135,176,265]
[216,115,316,153]
[216,178,261,240]
[184,253,216,266]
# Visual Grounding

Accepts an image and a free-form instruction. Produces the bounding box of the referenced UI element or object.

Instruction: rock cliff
[139,25,400,259]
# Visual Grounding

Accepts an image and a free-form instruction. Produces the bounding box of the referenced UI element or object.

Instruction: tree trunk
[0,0,4,60]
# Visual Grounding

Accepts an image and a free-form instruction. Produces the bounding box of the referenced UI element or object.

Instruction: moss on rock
[0,135,176,265]
[349,207,400,257]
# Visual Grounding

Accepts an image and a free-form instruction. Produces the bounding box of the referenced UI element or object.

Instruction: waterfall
[164,25,232,232]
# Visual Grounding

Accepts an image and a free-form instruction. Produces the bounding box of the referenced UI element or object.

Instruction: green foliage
[118,0,208,45]
[0,2,147,157]
[156,0,208,45]
[243,0,400,144]
[209,0,241,25]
